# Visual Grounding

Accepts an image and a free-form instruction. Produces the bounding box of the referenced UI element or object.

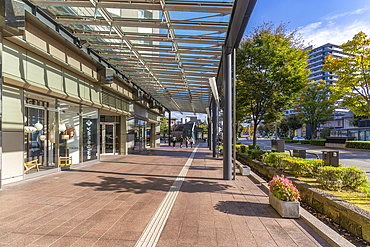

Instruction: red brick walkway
[0,143,329,246]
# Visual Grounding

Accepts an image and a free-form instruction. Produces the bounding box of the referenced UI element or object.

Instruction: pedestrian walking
[185,136,189,148]
[172,135,176,148]
[190,136,194,148]
[179,135,183,148]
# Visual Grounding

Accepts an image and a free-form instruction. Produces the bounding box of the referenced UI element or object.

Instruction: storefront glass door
[100,123,117,155]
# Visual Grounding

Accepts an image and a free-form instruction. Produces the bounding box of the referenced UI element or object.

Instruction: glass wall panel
[348,130,359,140]
[24,94,57,174]
[59,101,80,165]
[359,130,366,141]
[366,131,370,141]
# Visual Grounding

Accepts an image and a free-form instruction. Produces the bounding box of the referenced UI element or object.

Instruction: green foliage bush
[258,152,368,191]
[262,152,290,170]
[234,144,248,153]
[310,139,326,146]
[240,145,247,153]
[317,166,345,190]
[281,157,323,176]
[248,149,270,161]
[345,141,370,149]
[316,166,367,190]
[280,137,292,140]
[285,140,300,143]
[248,144,260,150]
[300,140,310,144]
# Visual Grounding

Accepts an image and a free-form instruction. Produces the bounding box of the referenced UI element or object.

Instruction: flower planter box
[269,191,300,218]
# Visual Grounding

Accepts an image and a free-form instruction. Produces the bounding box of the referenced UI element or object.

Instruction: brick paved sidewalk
[0,143,329,246]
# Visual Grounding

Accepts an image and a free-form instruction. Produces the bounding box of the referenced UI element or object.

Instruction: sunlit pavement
[0,143,329,246]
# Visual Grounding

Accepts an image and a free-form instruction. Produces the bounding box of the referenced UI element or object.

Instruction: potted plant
[269,175,300,218]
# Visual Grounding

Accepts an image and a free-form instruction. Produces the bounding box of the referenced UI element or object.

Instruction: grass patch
[299,177,370,212]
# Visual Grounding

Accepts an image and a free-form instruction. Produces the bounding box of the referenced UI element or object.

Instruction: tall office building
[306,43,349,85]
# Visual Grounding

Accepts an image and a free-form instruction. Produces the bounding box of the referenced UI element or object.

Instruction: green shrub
[317,166,345,190]
[300,140,310,144]
[285,140,300,143]
[235,145,241,153]
[317,166,368,190]
[310,139,326,146]
[262,152,290,169]
[341,167,368,188]
[281,157,323,176]
[345,141,370,149]
[248,149,269,161]
[248,144,260,150]
[240,145,247,153]
[280,137,292,140]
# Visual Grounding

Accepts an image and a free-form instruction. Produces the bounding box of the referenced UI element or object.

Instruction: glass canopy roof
[31,0,234,113]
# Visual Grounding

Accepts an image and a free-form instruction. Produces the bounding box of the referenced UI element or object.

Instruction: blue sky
[246,0,370,47]
[170,0,370,121]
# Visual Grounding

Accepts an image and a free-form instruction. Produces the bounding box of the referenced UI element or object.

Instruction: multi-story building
[306,43,348,85]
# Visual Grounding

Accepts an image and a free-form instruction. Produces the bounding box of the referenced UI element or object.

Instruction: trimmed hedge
[345,141,370,149]
[310,139,326,146]
[247,149,269,161]
[262,152,290,170]
[234,144,248,153]
[300,140,310,144]
[317,166,368,190]
[285,140,300,143]
[260,152,368,191]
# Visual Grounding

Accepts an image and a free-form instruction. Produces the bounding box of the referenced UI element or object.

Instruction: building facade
[0,2,163,185]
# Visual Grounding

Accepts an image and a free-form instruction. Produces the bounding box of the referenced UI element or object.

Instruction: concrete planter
[239,165,250,176]
[269,191,300,218]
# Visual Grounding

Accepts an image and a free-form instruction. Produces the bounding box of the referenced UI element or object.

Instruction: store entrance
[100,123,119,155]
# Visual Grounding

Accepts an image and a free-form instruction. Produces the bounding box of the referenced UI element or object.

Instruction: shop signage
[83,118,97,162]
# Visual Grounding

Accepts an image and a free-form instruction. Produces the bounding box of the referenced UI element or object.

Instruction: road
[239,137,370,181]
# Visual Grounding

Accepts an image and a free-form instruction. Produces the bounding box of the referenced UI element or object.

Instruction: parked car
[293,136,305,141]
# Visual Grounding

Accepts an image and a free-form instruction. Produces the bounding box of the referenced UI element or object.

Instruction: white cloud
[299,20,370,47]
[323,6,370,20]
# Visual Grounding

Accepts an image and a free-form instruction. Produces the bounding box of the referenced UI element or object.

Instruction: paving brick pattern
[0,143,329,246]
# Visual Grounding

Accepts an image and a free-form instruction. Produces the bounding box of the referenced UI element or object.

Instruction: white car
[293,137,305,140]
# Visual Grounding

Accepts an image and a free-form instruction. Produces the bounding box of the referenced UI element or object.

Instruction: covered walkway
[0,144,329,246]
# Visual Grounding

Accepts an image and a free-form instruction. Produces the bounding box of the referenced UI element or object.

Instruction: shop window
[59,101,80,165]
[24,96,57,174]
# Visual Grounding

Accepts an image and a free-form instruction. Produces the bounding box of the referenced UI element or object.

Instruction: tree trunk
[253,121,258,149]
[310,124,315,139]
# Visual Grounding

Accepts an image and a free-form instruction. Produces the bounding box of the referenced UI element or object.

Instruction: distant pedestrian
[172,135,176,148]
[179,135,183,148]
[190,136,194,148]
[185,136,189,148]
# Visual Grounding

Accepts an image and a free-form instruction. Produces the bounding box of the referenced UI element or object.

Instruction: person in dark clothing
[185,136,189,148]
[179,135,183,148]
[172,135,176,148]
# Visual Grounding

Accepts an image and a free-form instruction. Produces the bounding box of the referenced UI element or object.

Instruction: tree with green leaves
[323,31,370,118]
[236,22,309,148]
[279,115,303,137]
[295,81,336,139]
[160,117,168,140]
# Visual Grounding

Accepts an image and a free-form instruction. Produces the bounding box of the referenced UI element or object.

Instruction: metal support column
[212,98,217,157]
[0,31,3,188]
[233,48,236,180]
[168,111,171,146]
[223,49,232,180]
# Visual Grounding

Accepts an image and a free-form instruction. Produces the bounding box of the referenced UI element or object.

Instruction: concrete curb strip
[248,171,355,247]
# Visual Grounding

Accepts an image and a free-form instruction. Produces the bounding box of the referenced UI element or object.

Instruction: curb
[248,171,355,247]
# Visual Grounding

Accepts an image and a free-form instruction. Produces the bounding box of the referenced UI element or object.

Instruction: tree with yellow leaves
[323,31,370,118]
